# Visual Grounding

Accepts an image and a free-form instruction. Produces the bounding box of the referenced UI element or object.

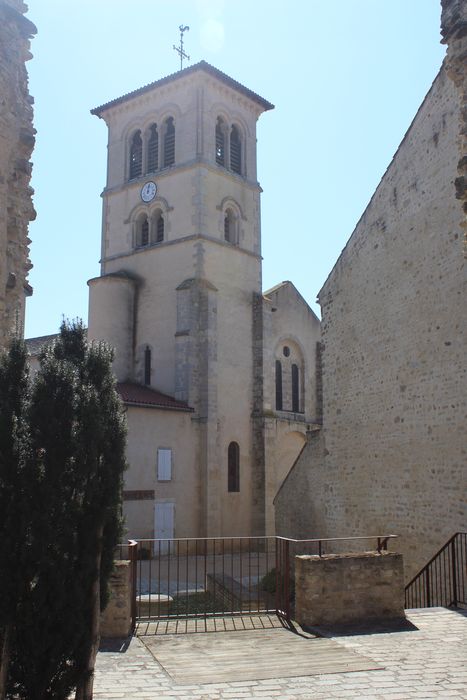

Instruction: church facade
[87,61,321,542]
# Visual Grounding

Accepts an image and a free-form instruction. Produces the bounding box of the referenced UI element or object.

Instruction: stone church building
[86,62,321,542]
[24,1,464,578]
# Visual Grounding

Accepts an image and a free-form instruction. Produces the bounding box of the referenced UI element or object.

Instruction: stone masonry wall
[295,552,405,627]
[100,560,132,638]
[0,0,36,349]
[276,58,466,581]
[441,0,467,254]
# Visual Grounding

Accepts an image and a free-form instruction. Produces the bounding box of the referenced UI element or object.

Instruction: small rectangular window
[157,448,172,481]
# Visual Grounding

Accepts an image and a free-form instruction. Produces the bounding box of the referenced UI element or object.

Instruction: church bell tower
[88,62,273,537]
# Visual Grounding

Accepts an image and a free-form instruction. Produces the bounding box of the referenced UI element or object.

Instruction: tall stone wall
[441,0,467,252]
[277,51,466,580]
[0,0,36,350]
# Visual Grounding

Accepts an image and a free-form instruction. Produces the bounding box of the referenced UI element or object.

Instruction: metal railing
[127,534,397,624]
[405,532,467,609]
[274,535,398,620]
[133,536,276,622]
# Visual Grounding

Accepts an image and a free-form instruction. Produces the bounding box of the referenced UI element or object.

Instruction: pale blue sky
[25,0,445,338]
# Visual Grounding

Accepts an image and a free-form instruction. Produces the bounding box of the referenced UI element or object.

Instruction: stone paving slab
[93,608,467,699]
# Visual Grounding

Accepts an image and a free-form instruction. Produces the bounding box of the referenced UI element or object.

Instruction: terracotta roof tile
[25,333,60,355]
[117,382,193,412]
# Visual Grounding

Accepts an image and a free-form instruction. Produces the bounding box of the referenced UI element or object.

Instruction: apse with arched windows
[274,341,304,413]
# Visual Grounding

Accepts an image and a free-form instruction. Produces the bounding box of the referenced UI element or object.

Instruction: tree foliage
[0,321,126,699]
[0,340,34,699]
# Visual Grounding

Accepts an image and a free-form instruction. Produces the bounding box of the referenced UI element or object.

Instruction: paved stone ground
[93,608,467,699]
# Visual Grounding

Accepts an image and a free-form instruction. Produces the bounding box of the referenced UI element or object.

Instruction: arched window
[292,363,299,413]
[230,125,241,174]
[224,208,236,244]
[141,218,149,246]
[129,130,143,180]
[163,117,175,167]
[156,215,164,243]
[228,442,240,492]
[275,360,283,410]
[216,117,226,166]
[136,214,149,247]
[152,210,164,244]
[147,124,159,173]
[144,346,151,385]
[274,341,304,413]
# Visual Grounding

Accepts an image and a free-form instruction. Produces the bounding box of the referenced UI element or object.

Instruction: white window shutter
[158,448,172,481]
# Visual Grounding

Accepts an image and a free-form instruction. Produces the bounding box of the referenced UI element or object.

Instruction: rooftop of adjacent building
[24,333,192,412]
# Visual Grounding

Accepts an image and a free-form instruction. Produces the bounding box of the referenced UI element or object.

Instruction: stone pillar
[295,552,405,627]
[251,291,266,536]
[100,560,133,638]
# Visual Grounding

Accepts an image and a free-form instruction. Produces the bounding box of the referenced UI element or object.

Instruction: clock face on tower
[141,181,157,203]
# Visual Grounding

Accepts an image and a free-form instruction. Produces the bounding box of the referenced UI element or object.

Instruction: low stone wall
[100,560,132,638]
[295,552,405,627]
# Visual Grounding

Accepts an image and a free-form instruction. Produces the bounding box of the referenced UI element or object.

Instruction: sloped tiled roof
[91,60,274,117]
[117,382,193,412]
[25,333,59,356]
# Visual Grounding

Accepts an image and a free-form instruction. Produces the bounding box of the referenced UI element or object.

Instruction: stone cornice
[100,233,262,266]
[101,158,261,199]
[91,60,273,119]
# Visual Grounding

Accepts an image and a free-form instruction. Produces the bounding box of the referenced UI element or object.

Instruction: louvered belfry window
[129,130,143,179]
[156,215,164,243]
[147,124,159,173]
[163,117,175,167]
[230,126,241,174]
[216,118,225,165]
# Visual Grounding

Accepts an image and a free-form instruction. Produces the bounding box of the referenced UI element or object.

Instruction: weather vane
[173,25,190,70]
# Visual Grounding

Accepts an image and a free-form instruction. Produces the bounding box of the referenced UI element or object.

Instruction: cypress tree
[3,321,126,700]
[0,340,33,700]
[8,338,84,699]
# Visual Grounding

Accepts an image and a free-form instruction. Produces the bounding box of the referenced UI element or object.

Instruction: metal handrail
[405,532,467,609]
[276,534,398,553]
[405,532,465,588]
